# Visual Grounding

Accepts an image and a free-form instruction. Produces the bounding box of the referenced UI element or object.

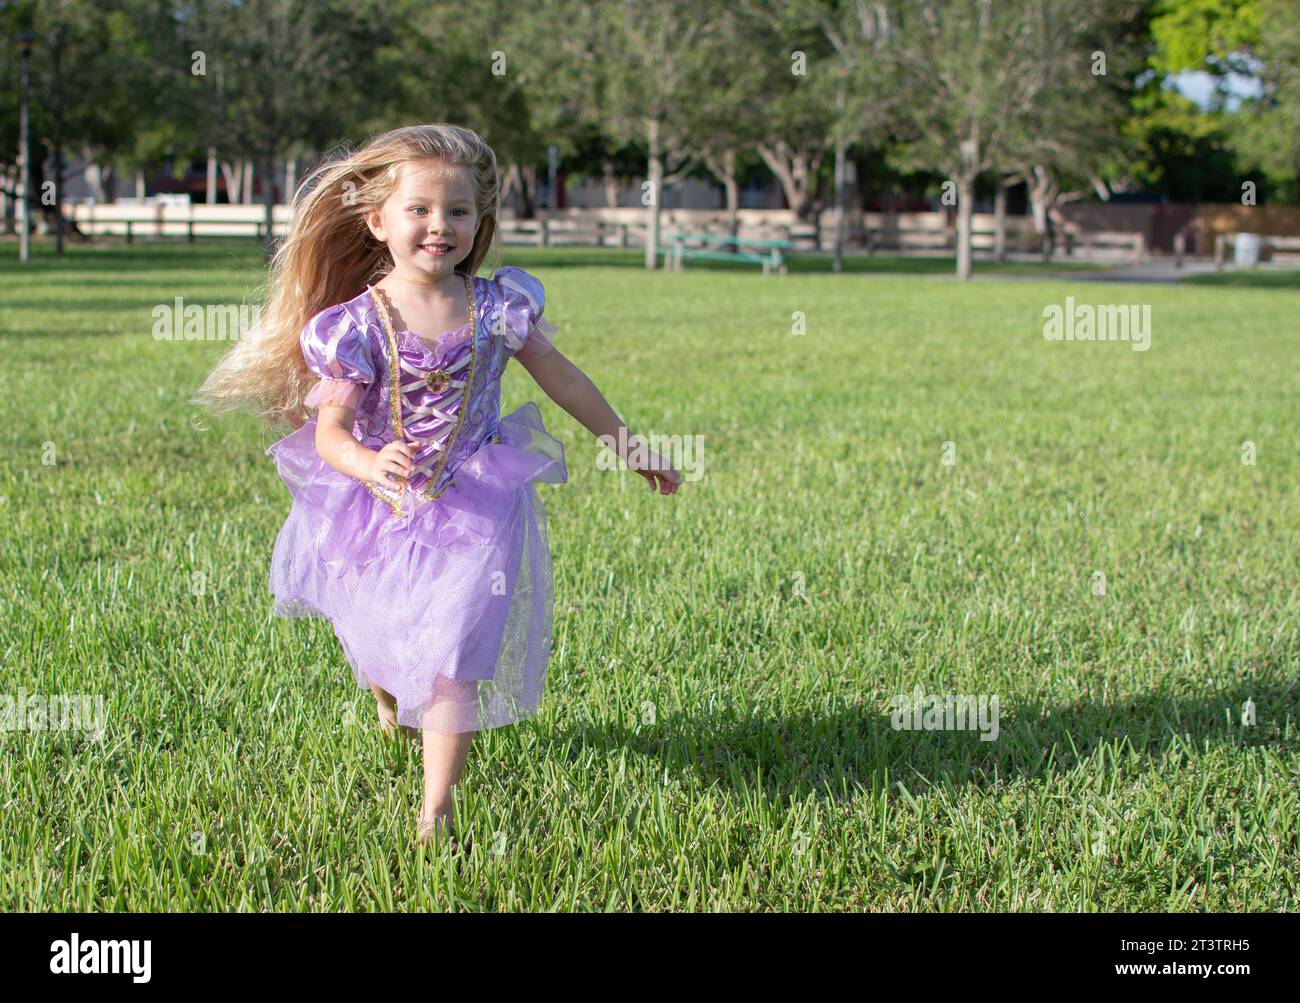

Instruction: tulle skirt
[265,402,567,733]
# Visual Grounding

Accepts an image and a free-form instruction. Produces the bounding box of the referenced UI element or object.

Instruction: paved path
[1045,260,1220,284]
[976,259,1295,285]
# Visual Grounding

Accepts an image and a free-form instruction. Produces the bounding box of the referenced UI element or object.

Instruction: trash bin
[1234,232,1262,267]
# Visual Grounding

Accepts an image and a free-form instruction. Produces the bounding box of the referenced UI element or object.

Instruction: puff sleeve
[494,266,557,360]
[299,302,376,410]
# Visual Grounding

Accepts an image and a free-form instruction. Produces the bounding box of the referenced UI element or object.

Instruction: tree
[1232,1,1300,198]
[172,0,400,260]
[684,6,776,241]
[589,0,734,270]
[789,0,901,270]
[890,0,1029,279]
[1150,0,1300,199]
[891,0,1139,277]
[0,0,177,245]
[500,4,587,215]
[1230,0,1300,188]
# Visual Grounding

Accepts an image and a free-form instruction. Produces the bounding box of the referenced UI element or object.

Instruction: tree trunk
[220,160,242,204]
[1029,164,1049,235]
[241,158,253,205]
[955,121,981,280]
[206,147,218,204]
[719,149,739,242]
[284,156,296,205]
[82,147,105,203]
[261,151,276,262]
[134,168,145,199]
[645,117,662,271]
[602,160,618,208]
[845,155,859,250]
[501,163,518,211]
[1029,164,1057,260]
[520,165,536,217]
[832,77,847,274]
[759,147,801,217]
[756,142,821,221]
[993,177,1007,263]
[54,139,64,254]
[956,173,975,280]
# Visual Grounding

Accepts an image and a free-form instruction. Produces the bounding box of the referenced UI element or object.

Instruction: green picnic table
[659,232,790,274]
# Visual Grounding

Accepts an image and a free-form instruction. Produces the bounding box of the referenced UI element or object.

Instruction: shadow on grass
[559,681,1298,804]
[0,240,268,273]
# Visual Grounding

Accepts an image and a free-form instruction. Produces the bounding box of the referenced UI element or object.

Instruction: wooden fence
[57,202,1154,261]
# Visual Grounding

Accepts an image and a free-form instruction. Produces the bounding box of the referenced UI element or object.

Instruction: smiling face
[365,159,478,283]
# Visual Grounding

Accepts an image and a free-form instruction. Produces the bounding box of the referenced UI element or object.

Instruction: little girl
[196,123,680,848]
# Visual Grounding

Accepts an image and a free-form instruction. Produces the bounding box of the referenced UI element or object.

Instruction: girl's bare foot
[372,686,420,747]
[417,717,475,851]
[417,796,462,850]
[376,698,400,738]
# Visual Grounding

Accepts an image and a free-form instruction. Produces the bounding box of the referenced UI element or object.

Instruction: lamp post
[15,31,35,262]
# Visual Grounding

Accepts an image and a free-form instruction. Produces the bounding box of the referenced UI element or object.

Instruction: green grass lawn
[1,240,1296,911]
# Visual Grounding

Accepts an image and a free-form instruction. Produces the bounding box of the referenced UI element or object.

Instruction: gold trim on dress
[361,275,479,515]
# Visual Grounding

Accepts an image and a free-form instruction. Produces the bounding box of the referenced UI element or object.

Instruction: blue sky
[1169,70,1263,110]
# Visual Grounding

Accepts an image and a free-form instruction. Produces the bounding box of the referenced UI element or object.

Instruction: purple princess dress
[265,266,567,733]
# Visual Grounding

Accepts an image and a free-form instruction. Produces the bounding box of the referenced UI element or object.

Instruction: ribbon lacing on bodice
[360,275,484,515]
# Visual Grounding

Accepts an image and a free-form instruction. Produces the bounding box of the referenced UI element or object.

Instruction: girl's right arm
[314,403,417,486]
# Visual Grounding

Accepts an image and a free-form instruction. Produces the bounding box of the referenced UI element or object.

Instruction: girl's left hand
[628,444,682,495]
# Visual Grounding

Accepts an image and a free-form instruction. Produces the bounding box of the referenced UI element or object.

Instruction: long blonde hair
[193,123,502,430]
